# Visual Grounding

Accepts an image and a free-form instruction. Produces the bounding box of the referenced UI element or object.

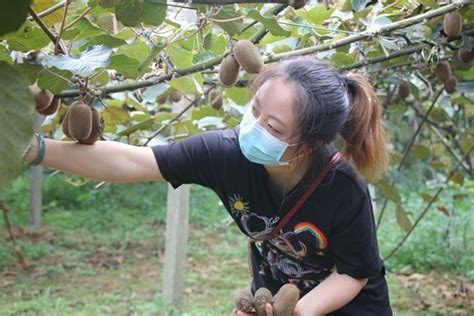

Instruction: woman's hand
[233,303,305,316]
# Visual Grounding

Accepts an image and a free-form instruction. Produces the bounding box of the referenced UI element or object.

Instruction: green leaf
[102,106,131,125]
[0,45,12,64]
[297,4,335,25]
[0,0,32,36]
[396,205,412,233]
[410,144,430,160]
[62,17,103,41]
[191,107,222,121]
[245,9,290,37]
[79,35,127,51]
[117,118,154,136]
[225,86,250,105]
[37,67,72,94]
[351,0,370,12]
[117,40,151,61]
[115,0,167,27]
[212,6,242,36]
[13,64,44,85]
[421,193,433,203]
[169,75,201,94]
[109,54,140,79]
[166,43,193,68]
[0,61,34,192]
[450,172,464,185]
[331,52,354,67]
[377,179,401,204]
[32,0,64,27]
[5,23,50,51]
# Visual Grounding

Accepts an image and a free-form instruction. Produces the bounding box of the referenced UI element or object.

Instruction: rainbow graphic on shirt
[294,222,328,250]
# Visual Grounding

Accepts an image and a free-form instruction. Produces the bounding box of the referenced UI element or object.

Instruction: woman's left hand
[233,303,303,316]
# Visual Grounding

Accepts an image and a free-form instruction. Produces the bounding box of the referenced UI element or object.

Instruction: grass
[0,171,472,315]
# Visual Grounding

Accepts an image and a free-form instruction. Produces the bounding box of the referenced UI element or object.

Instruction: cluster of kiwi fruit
[62,100,104,144]
[233,284,299,316]
[30,85,61,116]
[219,40,264,86]
[435,61,458,94]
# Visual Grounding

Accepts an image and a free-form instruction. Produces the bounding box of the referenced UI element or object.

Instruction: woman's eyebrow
[255,93,288,128]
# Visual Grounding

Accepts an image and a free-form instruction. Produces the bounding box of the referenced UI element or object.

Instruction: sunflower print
[228,194,250,215]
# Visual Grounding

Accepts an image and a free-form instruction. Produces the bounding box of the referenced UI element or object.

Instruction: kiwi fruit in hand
[219,54,240,86]
[254,287,273,316]
[272,284,300,316]
[233,289,255,313]
[79,108,104,144]
[67,101,93,141]
[232,40,264,74]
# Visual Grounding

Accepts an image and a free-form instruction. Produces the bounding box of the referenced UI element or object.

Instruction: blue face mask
[238,109,301,166]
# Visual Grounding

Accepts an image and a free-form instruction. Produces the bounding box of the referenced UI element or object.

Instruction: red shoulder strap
[264,152,342,240]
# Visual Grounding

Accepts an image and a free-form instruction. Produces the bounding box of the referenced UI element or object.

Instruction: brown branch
[63,7,92,31]
[383,146,474,261]
[1,202,30,269]
[54,1,70,55]
[376,89,442,229]
[27,0,69,20]
[143,85,216,146]
[56,4,471,98]
[28,7,66,55]
[409,103,471,173]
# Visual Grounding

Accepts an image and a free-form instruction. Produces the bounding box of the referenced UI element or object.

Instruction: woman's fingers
[265,303,274,316]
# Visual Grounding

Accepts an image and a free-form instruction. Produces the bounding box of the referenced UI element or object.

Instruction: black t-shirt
[152,127,392,315]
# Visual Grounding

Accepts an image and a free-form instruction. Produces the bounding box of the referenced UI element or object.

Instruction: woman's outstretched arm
[22,138,164,183]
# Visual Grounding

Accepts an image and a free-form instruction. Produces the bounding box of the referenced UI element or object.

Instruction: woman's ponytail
[340,72,389,181]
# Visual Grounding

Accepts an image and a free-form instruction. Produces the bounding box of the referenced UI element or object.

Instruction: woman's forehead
[256,78,296,121]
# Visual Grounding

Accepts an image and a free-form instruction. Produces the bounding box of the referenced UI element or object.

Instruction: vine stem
[54,0,70,55]
[28,7,67,55]
[63,7,93,31]
[383,146,474,262]
[375,89,442,229]
[27,0,70,20]
[55,3,471,98]
[0,202,30,269]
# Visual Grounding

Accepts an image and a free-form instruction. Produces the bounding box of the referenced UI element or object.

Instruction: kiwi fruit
[38,96,61,116]
[80,108,104,144]
[272,284,300,316]
[62,107,71,138]
[444,75,457,94]
[254,287,273,316]
[219,54,240,86]
[291,0,307,9]
[458,47,473,63]
[233,289,254,313]
[68,101,93,141]
[31,86,53,112]
[443,11,462,37]
[398,81,410,99]
[435,61,451,82]
[170,91,182,102]
[232,40,264,74]
[209,89,223,110]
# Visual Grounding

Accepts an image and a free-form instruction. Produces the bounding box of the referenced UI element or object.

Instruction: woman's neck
[264,156,312,196]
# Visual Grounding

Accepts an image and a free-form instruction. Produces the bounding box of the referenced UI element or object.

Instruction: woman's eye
[268,124,280,134]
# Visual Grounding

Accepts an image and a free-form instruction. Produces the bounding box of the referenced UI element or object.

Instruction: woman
[22,57,392,315]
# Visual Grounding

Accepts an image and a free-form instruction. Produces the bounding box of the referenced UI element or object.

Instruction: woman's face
[250,77,304,162]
